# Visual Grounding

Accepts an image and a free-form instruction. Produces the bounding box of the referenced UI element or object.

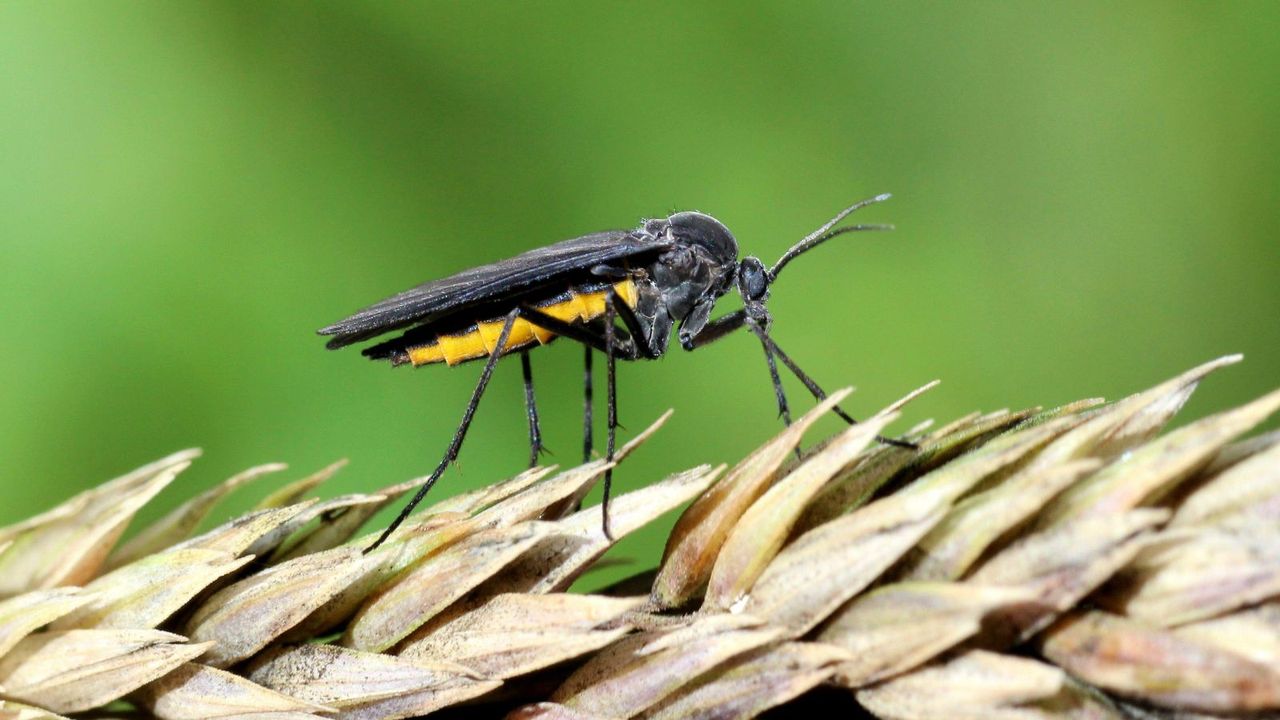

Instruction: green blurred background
[2,2,1277,584]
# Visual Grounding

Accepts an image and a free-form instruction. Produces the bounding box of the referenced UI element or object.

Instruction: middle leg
[520,350,546,468]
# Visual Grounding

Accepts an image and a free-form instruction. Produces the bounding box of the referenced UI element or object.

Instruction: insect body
[320,194,901,551]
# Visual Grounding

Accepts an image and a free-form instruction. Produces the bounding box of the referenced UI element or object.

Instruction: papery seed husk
[639,641,852,720]
[969,509,1167,644]
[186,546,364,667]
[267,493,391,563]
[247,642,488,707]
[398,593,644,678]
[892,416,1092,582]
[175,502,316,557]
[0,459,186,596]
[254,459,346,510]
[820,582,1037,687]
[0,629,211,713]
[543,409,674,519]
[1110,527,1280,627]
[345,521,557,652]
[635,613,765,656]
[1039,387,1280,528]
[855,650,1072,720]
[1092,355,1242,460]
[743,500,945,638]
[551,626,782,717]
[507,703,616,720]
[1172,440,1280,529]
[1174,601,1280,672]
[287,512,472,640]
[0,699,73,719]
[651,390,851,609]
[1041,611,1280,713]
[471,462,613,532]
[106,462,286,571]
[519,465,722,594]
[135,661,334,719]
[431,466,557,517]
[704,412,895,611]
[53,547,252,630]
[901,458,1101,582]
[0,587,92,656]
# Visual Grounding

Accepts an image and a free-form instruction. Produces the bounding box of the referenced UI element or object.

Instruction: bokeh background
[2,2,1277,586]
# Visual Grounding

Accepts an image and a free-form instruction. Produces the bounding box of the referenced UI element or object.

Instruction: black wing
[318,229,670,349]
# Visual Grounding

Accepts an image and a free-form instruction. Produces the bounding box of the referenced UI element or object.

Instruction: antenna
[768,193,893,280]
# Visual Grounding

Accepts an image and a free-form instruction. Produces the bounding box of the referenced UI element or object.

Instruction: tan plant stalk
[0,355,1277,719]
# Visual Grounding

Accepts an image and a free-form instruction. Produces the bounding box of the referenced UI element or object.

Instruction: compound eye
[739,257,769,302]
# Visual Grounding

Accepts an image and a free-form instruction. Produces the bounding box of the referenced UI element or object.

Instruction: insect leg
[583,347,593,463]
[683,309,747,349]
[365,308,521,552]
[601,293,620,540]
[521,351,547,468]
[746,321,794,427]
[608,292,663,359]
[755,329,918,450]
[520,299,640,536]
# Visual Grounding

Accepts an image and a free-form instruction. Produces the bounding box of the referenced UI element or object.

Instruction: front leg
[682,309,747,350]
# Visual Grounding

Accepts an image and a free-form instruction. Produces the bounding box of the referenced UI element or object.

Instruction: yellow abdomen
[406,279,638,367]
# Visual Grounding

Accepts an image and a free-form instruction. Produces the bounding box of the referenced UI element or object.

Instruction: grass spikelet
[0,355,1276,718]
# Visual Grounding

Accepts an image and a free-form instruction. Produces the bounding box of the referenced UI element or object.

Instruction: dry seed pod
[1109,527,1280,627]
[185,546,364,667]
[542,409,675,519]
[744,416,1039,638]
[175,502,317,557]
[0,629,211,713]
[1174,601,1280,672]
[0,587,92,657]
[652,390,852,609]
[819,582,1037,687]
[704,411,896,610]
[1041,610,1280,713]
[856,649,1124,720]
[551,624,783,717]
[743,498,944,638]
[247,643,498,719]
[1040,387,1280,528]
[269,492,396,562]
[345,521,558,652]
[51,547,252,630]
[471,462,614,531]
[106,462,286,571]
[1172,440,1280,529]
[431,465,557,517]
[1092,354,1242,459]
[969,509,1167,644]
[254,460,347,511]
[0,357,1273,718]
[287,511,473,640]
[0,456,189,596]
[901,458,1101,582]
[0,699,73,719]
[478,465,722,596]
[508,703,614,720]
[399,593,644,679]
[135,662,333,719]
[639,641,852,720]
[891,416,1092,581]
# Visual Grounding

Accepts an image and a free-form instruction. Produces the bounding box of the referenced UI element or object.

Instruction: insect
[320,194,907,551]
